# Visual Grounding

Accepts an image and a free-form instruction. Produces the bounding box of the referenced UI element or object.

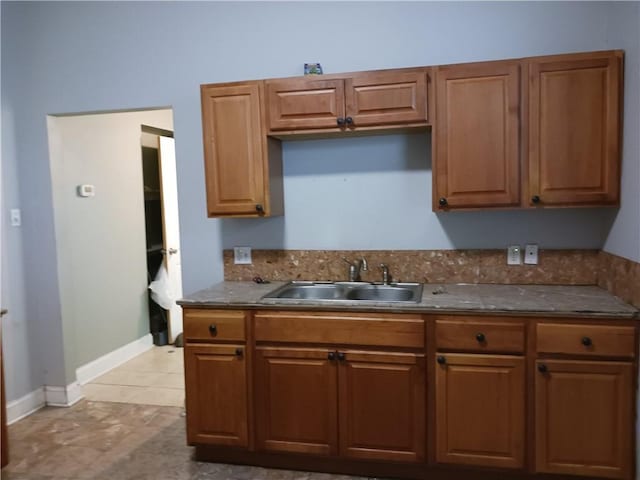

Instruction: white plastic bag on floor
[149,264,174,310]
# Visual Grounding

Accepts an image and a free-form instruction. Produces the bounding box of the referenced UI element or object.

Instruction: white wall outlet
[234,246,252,265]
[10,209,21,227]
[524,244,539,265]
[507,245,522,265]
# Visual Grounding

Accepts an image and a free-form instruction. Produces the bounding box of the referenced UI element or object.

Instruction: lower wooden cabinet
[184,309,637,480]
[254,347,338,456]
[254,347,425,462]
[338,350,425,462]
[535,360,633,479]
[184,344,248,447]
[435,353,525,469]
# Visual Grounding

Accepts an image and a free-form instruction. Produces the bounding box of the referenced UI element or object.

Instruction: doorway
[141,126,183,346]
[47,108,184,407]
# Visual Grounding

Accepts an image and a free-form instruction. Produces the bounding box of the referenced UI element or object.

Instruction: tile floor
[2,401,370,480]
[82,346,185,407]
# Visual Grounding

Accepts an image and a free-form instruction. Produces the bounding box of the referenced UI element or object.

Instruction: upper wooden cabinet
[265,78,346,131]
[345,71,429,128]
[434,61,521,209]
[266,69,429,133]
[199,50,624,217]
[433,50,623,211]
[527,51,622,207]
[201,82,283,217]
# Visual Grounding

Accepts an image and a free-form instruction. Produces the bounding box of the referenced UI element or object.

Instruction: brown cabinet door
[528,52,622,206]
[435,353,525,469]
[345,71,428,127]
[265,78,345,131]
[255,347,338,455]
[535,360,632,479]
[434,62,521,209]
[201,82,267,216]
[338,350,425,462]
[184,344,248,447]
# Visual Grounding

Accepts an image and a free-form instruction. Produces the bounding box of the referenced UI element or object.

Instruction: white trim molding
[44,382,84,407]
[7,334,153,423]
[75,333,153,385]
[6,388,45,424]
[7,382,85,424]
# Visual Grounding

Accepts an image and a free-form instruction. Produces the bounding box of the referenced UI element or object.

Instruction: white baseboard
[45,382,84,407]
[6,388,45,424]
[66,381,84,406]
[7,334,153,423]
[7,382,86,423]
[75,333,153,385]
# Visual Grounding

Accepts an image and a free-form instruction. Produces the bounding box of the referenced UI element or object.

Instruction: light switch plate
[507,245,522,265]
[234,246,252,265]
[524,244,539,265]
[10,209,21,227]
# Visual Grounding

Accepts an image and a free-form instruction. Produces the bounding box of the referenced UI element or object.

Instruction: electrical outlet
[507,245,522,265]
[524,244,539,265]
[10,209,21,227]
[233,246,252,265]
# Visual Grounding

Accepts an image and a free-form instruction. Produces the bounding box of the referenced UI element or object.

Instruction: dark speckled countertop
[178,282,638,319]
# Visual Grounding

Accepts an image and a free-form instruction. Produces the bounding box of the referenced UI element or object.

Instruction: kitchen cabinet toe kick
[194,446,617,480]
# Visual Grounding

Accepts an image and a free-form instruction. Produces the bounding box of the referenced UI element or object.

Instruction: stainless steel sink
[262,281,423,303]
[269,283,347,300]
[346,285,417,302]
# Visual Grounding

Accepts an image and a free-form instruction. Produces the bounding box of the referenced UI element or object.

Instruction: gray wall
[602,3,640,261]
[2,2,639,401]
[221,134,617,250]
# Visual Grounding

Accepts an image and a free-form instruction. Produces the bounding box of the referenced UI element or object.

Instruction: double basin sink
[262,281,424,303]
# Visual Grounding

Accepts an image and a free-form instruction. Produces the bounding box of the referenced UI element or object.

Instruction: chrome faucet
[379,263,391,285]
[343,257,368,282]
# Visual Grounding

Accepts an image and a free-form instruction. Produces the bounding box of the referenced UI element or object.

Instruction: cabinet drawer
[435,317,525,353]
[536,323,635,358]
[254,311,424,348]
[184,309,246,342]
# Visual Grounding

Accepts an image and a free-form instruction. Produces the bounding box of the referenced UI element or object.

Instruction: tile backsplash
[597,251,640,308]
[223,249,600,286]
[224,248,640,308]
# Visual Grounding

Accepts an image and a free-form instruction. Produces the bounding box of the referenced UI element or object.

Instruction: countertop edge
[177,300,639,320]
[177,282,639,320]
